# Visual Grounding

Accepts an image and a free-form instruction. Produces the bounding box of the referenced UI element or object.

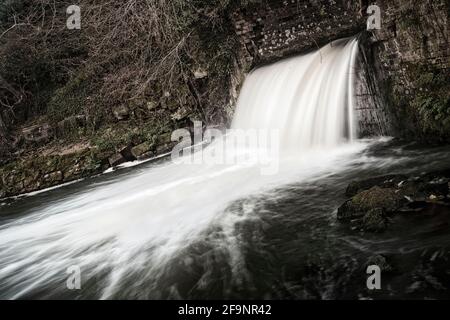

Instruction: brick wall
[233,0,365,64]
[231,0,389,137]
[230,0,449,140]
[367,0,449,139]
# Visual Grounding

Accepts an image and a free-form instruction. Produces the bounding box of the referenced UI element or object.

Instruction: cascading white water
[232,37,359,151]
[0,38,364,299]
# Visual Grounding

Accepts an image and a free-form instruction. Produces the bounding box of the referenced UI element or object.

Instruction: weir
[0,38,373,299]
[232,37,360,151]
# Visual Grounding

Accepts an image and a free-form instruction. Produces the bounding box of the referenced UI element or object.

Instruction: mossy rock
[346,175,407,197]
[360,208,388,233]
[338,186,404,221]
[353,187,403,211]
[0,148,107,197]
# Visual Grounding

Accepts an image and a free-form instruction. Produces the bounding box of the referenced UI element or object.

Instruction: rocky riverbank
[335,169,450,298]
[0,130,177,199]
[338,170,450,233]
[1,0,449,199]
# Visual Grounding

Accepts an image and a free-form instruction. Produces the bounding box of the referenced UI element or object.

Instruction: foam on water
[0,38,366,299]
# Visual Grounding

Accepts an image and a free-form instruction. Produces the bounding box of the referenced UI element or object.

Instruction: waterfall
[232,37,359,151]
[0,37,365,299]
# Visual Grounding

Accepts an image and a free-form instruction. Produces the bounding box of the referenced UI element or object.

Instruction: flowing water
[1,38,449,299]
[232,38,359,150]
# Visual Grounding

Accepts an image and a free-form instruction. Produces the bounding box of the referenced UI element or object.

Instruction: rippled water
[1,37,449,299]
[1,139,450,299]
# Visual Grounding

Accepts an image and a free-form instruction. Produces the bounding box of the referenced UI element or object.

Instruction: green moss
[90,123,167,154]
[0,147,107,197]
[361,208,388,233]
[47,71,92,123]
[351,187,401,212]
[407,63,450,139]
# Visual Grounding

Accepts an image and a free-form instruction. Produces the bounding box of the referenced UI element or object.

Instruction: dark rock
[361,208,388,233]
[366,254,394,273]
[394,175,449,202]
[108,153,126,167]
[346,175,407,197]
[337,200,365,221]
[119,145,137,162]
[338,186,404,221]
[419,181,449,198]
[398,200,430,213]
[339,169,450,233]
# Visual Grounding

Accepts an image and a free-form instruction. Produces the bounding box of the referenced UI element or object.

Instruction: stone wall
[367,0,449,140]
[233,0,365,64]
[231,0,390,137]
[1,0,448,198]
[354,39,392,136]
[231,0,449,140]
